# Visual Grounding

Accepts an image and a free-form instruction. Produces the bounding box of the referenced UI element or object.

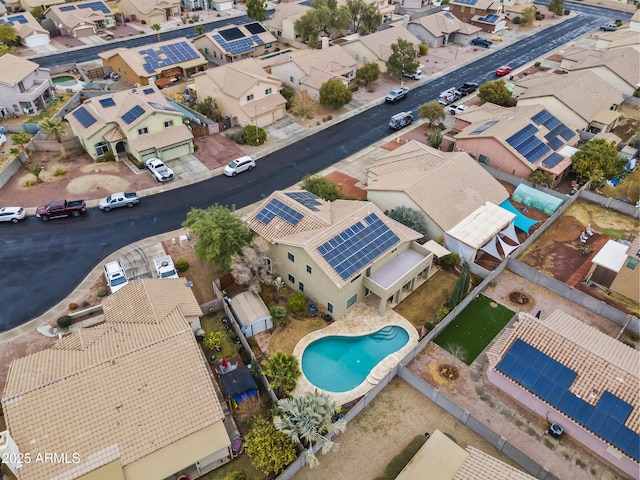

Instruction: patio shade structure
[499,200,541,234]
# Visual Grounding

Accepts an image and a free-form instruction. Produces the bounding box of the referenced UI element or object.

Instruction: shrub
[349,83,359,93]
[82,300,90,308]
[287,291,307,313]
[440,253,461,269]
[230,472,245,480]
[53,167,67,176]
[270,305,286,325]
[203,331,224,351]
[226,129,246,144]
[437,306,451,320]
[174,257,189,272]
[68,302,78,310]
[419,44,429,55]
[23,179,36,187]
[57,315,72,328]
[97,289,107,297]
[563,9,570,15]
[506,96,518,107]
[534,61,541,67]
[512,16,521,24]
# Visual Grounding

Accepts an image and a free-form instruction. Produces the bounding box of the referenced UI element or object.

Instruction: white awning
[424,240,451,258]
[591,240,628,272]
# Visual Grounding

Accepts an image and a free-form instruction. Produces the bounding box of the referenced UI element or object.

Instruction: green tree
[547,0,564,16]
[274,391,347,468]
[418,101,445,126]
[26,163,44,183]
[0,24,18,45]
[196,96,220,121]
[0,44,13,56]
[294,0,349,44]
[245,417,297,476]
[193,24,205,36]
[478,80,512,106]
[521,6,536,26]
[571,138,626,188]
[38,116,68,159]
[319,78,352,108]
[243,124,267,146]
[280,84,295,110]
[10,131,32,165]
[150,23,162,42]
[261,351,301,396]
[447,262,470,309]
[388,206,429,241]
[182,204,252,272]
[203,331,223,351]
[356,61,380,85]
[301,173,343,201]
[269,305,286,325]
[246,0,266,22]
[386,38,419,77]
[30,6,45,22]
[528,169,554,188]
[427,128,443,149]
[346,0,381,34]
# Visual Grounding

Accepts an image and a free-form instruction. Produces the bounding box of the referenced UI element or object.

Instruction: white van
[224,155,255,176]
[104,260,129,294]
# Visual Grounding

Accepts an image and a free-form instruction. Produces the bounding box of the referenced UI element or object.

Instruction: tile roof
[119,0,180,15]
[357,26,421,62]
[205,21,277,57]
[264,2,310,30]
[561,47,639,90]
[199,57,283,99]
[2,279,225,480]
[516,71,623,124]
[0,11,47,38]
[46,0,113,29]
[286,45,358,87]
[626,232,640,259]
[366,140,509,231]
[0,54,40,87]
[247,191,421,286]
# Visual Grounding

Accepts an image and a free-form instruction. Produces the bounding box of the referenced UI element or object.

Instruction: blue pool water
[52,75,77,87]
[301,326,409,392]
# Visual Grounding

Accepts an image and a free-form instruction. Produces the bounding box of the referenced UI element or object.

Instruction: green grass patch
[200,313,242,361]
[434,295,515,365]
[373,435,428,480]
[604,229,624,239]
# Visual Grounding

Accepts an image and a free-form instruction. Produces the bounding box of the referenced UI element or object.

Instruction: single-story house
[193,22,277,64]
[230,290,272,337]
[115,0,181,24]
[407,11,482,48]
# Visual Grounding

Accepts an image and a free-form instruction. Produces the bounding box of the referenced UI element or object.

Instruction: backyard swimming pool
[52,75,77,87]
[301,326,409,392]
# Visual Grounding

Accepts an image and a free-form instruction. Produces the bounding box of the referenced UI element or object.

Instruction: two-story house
[0,54,54,116]
[264,2,310,48]
[66,85,194,162]
[116,0,180,25]
[407,11,482,48]
[193,22,277,64]
[448,0,506,33]
[193,58,286,129]
[247,190,433,319]
[45,0,116,38]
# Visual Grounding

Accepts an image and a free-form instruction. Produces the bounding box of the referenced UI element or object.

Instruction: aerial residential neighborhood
[0,1,638,480]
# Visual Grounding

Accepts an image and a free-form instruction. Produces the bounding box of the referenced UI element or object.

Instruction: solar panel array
[542,152,564,169]
[99,98,115,108]
[256,198,303,226]
[285,192,321,211]
[72,106,97,128]
[139,42,200,74]
[470,120,498,135]
[0,15,28,26]
[317,213,400,281]
[148,101,177,112]
[245,22,266,35]
[77,1,110,13]
[479,14,499,22]
[532,109,575,150]
[219,27,244,41]
[213,33,264,56]
[498,339,639,462]
[143,87,155,95]
[121,105,144,124]
[59,5,77,11]
[506,124,550,163]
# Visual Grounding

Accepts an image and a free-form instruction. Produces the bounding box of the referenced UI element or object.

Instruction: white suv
[224,155,255,176]
[104,260,129,294]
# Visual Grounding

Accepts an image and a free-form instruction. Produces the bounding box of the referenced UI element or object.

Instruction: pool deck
[291,302,419,406]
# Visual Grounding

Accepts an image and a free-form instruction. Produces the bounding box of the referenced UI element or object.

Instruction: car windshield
[106,195,112,202]
[111,276,127,286]
[228,161,238,168]
[161,269,177,278]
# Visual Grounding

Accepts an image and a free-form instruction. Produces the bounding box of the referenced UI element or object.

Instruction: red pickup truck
[36,199,86,221]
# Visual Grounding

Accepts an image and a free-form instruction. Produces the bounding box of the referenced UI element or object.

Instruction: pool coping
[291,302,419,406]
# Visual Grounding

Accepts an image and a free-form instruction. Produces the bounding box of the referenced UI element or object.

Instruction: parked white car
[145,158,174,183]
[153,255,179,279]
[447,104,468,115]
[104,260,129,294]
[224,155,255,176]
[0,206,26,224]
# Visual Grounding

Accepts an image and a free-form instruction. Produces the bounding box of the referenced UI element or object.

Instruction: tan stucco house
[264,2,310,48]
[407,11,482,48]
[193,58,286,129]
[586,235,640,304]
[66,85,193,162]
[247,190,433,319]
[193,21,277,64]
[0,12,51,50]
[448,0,506,33]
[0,54,54,117]
[98,37,208,87]
[45,0,116,38]
[115,0,180,24]
[0,278,231,480]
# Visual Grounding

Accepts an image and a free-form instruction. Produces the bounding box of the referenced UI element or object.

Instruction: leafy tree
[356,61,380,85]
[528,169,554,188]
[245,417,297,476]
[246,0,266,22]
[388,206,428,241]
[243,124,267,146]
[38,116,68,159]
[0,44,13,57]
[193,24,205,36]
[274,391,347,468]
[427,128,443,149]
[151,23,162,42]
[301,173,343,201]
[26,163,44,183]
[287,291,308,313]
[230,237,272,294]
[182,204,252,272]
[319,78,352,109]
[291,90,316,120]
[294,0,349,44]
[10,131,32,164]
[521,6,536,26]
[261,351,301,396]
[0,24,18,45]
[571,138,626,188]
[440,252,460,269]
[386,38,419,77]
[447,262,470,308]
[30,6,45,22]
[346,0,381,34]
[196,96,220,121]
[280,84,295,110]
[418,101,445,126]
[478,80,511,106]
[547,0,564,16]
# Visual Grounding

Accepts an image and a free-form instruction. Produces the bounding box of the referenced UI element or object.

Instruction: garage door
[160,142,192,161]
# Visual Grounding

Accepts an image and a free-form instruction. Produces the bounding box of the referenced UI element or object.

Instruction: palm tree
[274,391,347,468]
[193,24,205,36]
[9,131,31,164]
[38,116,68,159]
[151,23,162,42]
[26,162,44,183]
[261,351,301,396]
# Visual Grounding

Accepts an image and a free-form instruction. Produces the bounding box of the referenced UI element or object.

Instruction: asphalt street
[0,2,619,330]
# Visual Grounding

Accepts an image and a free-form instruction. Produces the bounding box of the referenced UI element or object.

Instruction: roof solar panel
[627,435,639,460]
[614,427,635,451]
[546,385,565,407]
[572,398,593,424]
[470,120,498,135]
[558,392,579,415]
[558,125,575,141]
[531,377,553,399]
[99,98,115,108]
[60,4,76,10]
[245,22,266,34]
[542,152,564,168]
[72,106,97,128]
[121,105,144,124]
[220,26,244,41]
[256,198,303,226]
[600,420,622,442]
[610,398,633,423]
[509,339,526,358]
[143,87,155,94]
[585,410,608,433]
[546,137,564,151]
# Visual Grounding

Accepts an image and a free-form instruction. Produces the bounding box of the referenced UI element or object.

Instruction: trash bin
[548,423,563,439]
[308,303,318,315]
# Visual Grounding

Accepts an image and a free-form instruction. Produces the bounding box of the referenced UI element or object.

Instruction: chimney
[403,14,410,28]
[320,36,330,49]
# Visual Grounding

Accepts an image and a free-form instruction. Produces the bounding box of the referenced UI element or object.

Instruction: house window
[288,274,295,284]
[277,30,282,36]
[204,47,210,54]
[265,43,272,48]
[327,302,333,313]
[460,6,465,12]
[117,67,121,73]
[247,94,254,101]
[265,88,272,95]
[290,76,294,83]
[138,127,149,135]
[288,252,295,262]
[18,81,25,93]
[306,265,312,274]
[347,294,357,308]
[265,257,273,274]
[298,281,304,292]
[366,267,371,277]
[626,257,639,270]
[164,120,174,128]
[95,142,109,156]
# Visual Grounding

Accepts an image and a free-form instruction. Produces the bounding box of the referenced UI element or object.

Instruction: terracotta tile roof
[357,26,421,62]
[2,280,225,480]
[247,191,421,286]
[103,124,126,141]
[454,446,536,479]
[119,0,180,16]
[366,140,509,231]
[131,123,193,151]
[626,232,640,258]
[0,54,39,87]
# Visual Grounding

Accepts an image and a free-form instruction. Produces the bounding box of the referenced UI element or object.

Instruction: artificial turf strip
[434,294,515,365]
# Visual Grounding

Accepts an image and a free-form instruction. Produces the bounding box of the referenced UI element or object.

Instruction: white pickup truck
[153,255,179,279]
[99,192,139,211]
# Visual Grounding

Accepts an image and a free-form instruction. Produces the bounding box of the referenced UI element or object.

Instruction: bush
[440,253,461,269]
[243,124,267,146]
[512,16,521,24]
[226,129,246,144]
[437,306,450,320]
[23,179,36,187]
[419,44,429,55]
[534,61,541,67]
[506,96,518,107]
[349,83,359,93]
[82,300,90,308]
[68,302,78,310]
[563,9,570,15]
[270,305,286,325]
[174,257,189,272]
[53,167,67,176]
[97,289,107,297]
[57,315,72,328]
[287,291,307,313]
[230,472,245,480]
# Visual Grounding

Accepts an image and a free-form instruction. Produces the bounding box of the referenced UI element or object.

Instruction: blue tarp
[220,366,258,404]
[499,200,540,234]
[511,183,564,216]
